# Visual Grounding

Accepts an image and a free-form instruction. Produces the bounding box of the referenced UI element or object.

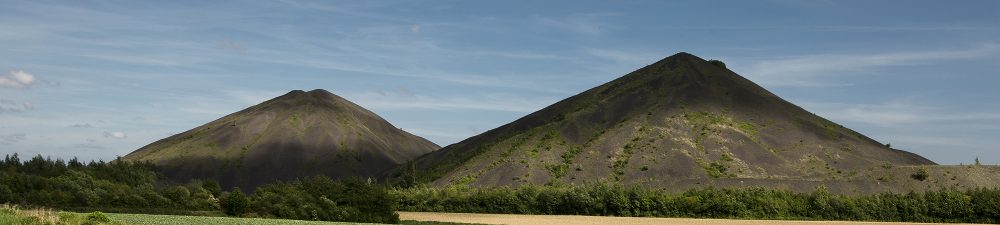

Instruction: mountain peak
[405,52,934,191]
[273,89,347,105]
[125,89,439,190]
[282,89,336,97]
[308,89,333,94]
[665,51,701,60]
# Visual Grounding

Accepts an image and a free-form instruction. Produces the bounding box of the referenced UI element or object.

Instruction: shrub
[202,179,222,197]
[250,176,399,223]
[708,59,726,69]
[221,187,250,216]
[0,184,12,203]
[86,211,111,223]
[912,168,929,181]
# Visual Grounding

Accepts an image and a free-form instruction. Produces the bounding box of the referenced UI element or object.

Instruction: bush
[202,179,222,197]
[708,59,726,69]
[912,168,929,181]
[86,211,111,222]
[0,184,12,203]
[221,187,250,216]
[249,176,399,223]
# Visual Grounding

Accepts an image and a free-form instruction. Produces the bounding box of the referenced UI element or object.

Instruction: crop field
[398,212,985,225]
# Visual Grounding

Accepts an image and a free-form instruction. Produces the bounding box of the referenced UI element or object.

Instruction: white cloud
[0,70,37,88]
[0,99,32,113]
[103,131,127,139]
[741,44,1000,87]
[410,24,421,34]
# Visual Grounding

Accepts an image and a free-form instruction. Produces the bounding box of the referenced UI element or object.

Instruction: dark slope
[125,89,439,190]
[399,52,933,190]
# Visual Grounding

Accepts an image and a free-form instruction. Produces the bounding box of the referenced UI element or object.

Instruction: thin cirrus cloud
[69,123,95,128]
[0,99,33,113]
[800,100,1000,127]
[351,91,554,113]
[741,44,1000,87]
[0,133,27,145]
[535,13,620,35]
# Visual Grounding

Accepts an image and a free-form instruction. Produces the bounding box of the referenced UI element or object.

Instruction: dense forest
[3,154,1000,224]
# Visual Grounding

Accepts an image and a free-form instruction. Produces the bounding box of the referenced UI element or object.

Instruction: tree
[0,184,12,203]
[202,179,222,197]
[911,168,929,181]
[708,59,726,69]
[222,187,251,216]
[975,157,981,166]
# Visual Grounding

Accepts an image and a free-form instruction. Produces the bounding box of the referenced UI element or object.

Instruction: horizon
[1,0,999,165]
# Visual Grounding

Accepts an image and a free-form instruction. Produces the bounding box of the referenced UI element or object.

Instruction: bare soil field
[398,212,983,225]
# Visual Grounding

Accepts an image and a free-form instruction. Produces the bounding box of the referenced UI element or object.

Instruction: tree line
[0,154,220,211]
[0,154,398,223]
[4,154,1000,224]
[393,183,1000,223]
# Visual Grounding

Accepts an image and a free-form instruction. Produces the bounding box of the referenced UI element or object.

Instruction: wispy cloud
[352,91,555,113]
[535,13,619,35]
[0,70,37,88]
[103,131,127,140]
[410,24,421,34]
[69,123,94,128]
[584,48,663,65]
[216,40,248,54]
[820,25,1000,32]
[0,133,27,145]
[742,44,1000,86]
[800,99,1000,127]
[225,90,287,106]
[0,99,32,113]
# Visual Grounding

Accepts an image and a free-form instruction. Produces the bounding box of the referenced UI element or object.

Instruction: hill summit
[125,89,439,190]
[400,52,933,191]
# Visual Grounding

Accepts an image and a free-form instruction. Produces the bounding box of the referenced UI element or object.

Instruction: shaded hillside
[125,89,439,190]
[397,52,934,191]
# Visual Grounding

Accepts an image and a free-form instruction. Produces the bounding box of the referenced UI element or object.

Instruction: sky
[1,0,998,165]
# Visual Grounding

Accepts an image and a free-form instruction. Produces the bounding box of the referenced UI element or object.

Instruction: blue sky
[1,0,998,165]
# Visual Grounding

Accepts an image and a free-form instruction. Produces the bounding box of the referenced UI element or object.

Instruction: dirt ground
[398,212,982,225]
